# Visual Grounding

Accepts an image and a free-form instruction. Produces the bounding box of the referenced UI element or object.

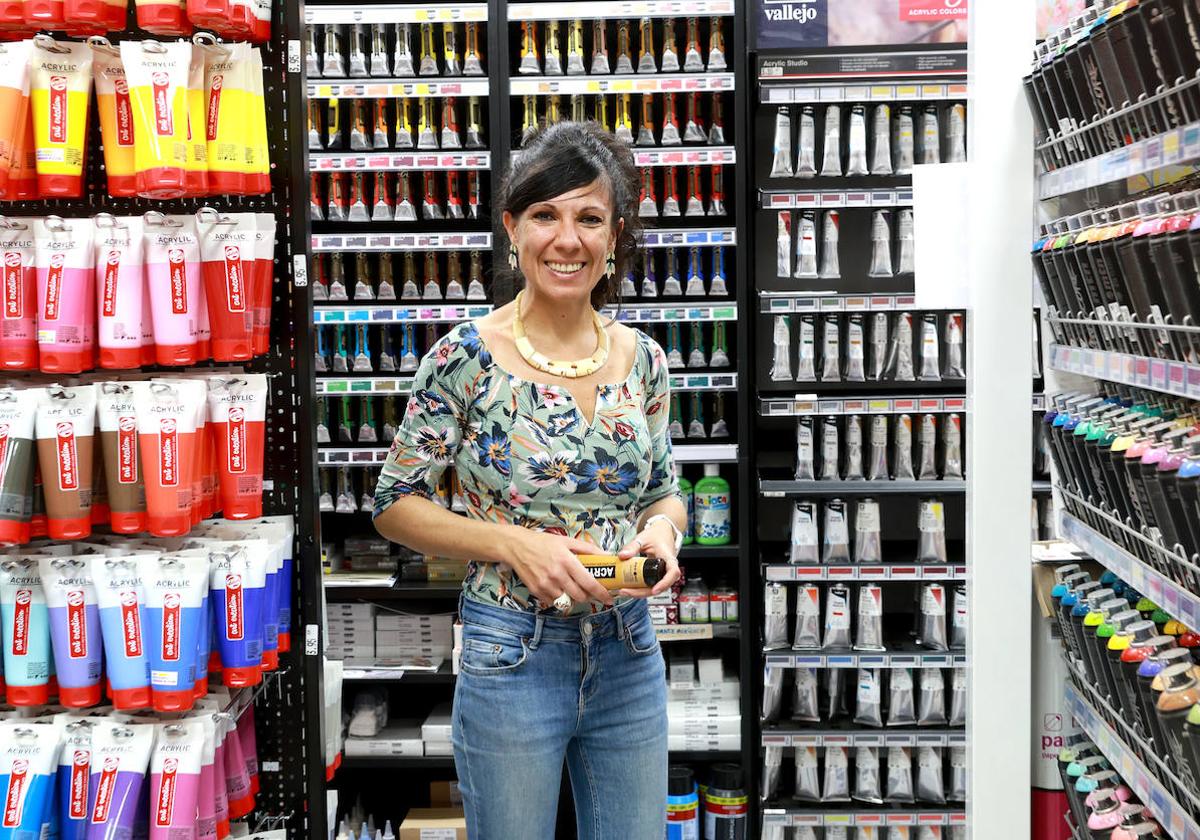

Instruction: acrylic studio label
[3,253,23,320]
[113,80,134,146]
[66,589,87,658]
[158,418,178,487]
[226,407,246,473]
[119,591,142,657]
[2,759,27,827]
[43,254,63,320]
[101,251,121,317]
[10,589,31,655]
[223,246,246,313]
[68,750,89,819]
[56,422,78,490]
[117,417,137,484]
[167,249,187,314]
[225,574,244,640]
[161,593,181,661]
[49,75,68,144]
[155,758,178,826]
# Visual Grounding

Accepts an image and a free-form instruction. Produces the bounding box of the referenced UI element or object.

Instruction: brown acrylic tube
[576,554,666,589]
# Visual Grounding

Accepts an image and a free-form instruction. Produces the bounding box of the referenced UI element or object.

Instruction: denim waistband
[460,595,649,646]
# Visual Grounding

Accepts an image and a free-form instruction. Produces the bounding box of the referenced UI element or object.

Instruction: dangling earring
[509,243,519,270]
[605,251,615,278]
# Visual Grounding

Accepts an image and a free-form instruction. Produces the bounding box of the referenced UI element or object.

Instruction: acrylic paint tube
[133,380,201,536]
[210,544,267,687]
[943,313,965,378]
[917,414,938,480]
[770,107,793,178]
[207,375,266,519]
[203,43,251,196]
[868,210,893,278]
[822,499,850,563]
[893,105,914,174]
[236,703,258,794]
[0,388,37,545]
[885,747,914,803]
[919,583,948,651]
[854,745,883,804]
[222,708,254,817]
[769,315,792,382]
[91,43,137,199]
[893,415,915,480]
[6,102,38,202]
[870,312,888,381]
[892,312,915,381]
[921,105,940,164]
[868,416,889,481]
[91,555,152,709]
[761,746,781,802]
[820,104,842,177]
[761,663,783,720]
[855,584,884,652]
[821,314,840,382]
[196,210,255,361]
[796,105,816,177]
[38,558,102,707]
[243,49,270,195]
[87,720,155,837]
[942,414,963,480]
[793,667,819,723]
[846,314,865,382]
[149,719,204,840]
[34,216,96,374]
[794,211,818,279]
[888,669,916,726]
[846,104,868,176]
[257,514,293,654]
[844,415,864,480]
[789,501,818,564]
[0,218,37,371]
[184,48,209,198]
[139,554,207,711]
[950,583,967,649]
[823,582,851,649]
[948,669,966,726]
[896,209,915,275]
[196,715,218,840]
[120,41,191,199]
[797,314,816,382]
[776,212,791,278]
[96,383,145,534]
[30,37,93,198]
[793,584,820,650]
[870,104,892,175]
[795,417,815,480]
[918,314,941,381]
[854,498,881,563]
[820,417,839,480]
[947,746,966,801]
[1,558,50,705]
[0,41,33,197]
[143,213,201,366]
[93,215,144,370]
[916,747,944,804]
[764,582,788,649]
[0,722,60,834]
[248,214,273,355]
[918,668,947,725]
[819,210,840,279]
[57,719,94,840]
[183,378,210,522]
[823,746,850,801]
[946,104,966,163]
[794,745,819,801]
[36,385,97,539]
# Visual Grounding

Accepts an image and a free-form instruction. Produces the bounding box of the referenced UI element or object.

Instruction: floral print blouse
[373,320,681,614]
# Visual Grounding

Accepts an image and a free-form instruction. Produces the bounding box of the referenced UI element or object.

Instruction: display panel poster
[754,0,968,50]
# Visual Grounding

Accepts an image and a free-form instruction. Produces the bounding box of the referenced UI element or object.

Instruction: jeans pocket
[622,613,661,657]
[460,624,531,675]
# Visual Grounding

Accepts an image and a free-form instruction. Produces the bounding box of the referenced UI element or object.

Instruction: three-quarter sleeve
[373,335,467,517]
[634,337,681,515]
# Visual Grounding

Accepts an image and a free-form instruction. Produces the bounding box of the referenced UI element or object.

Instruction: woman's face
[504,179,622,308]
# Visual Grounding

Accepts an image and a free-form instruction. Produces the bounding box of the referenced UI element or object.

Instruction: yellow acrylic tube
[244,47,269,195]
[30,36,93,198]
[90,40,137,198]
[202,41,249,195]
[0,40,33,196]
[185,44,209,197]
[119,39,191,199]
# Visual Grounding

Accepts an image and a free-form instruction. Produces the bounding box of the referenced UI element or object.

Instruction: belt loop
[530,614,545,650]
[613,602,627,639]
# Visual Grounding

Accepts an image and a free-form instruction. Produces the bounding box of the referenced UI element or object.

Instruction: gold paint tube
[545,94,561,126]
[422,252,439,299]
[570,93,586,122]
[417,97,437,149]
[636,93,655,146]
[637,17,656,74]
[661,18,679,72]
[418,23,438,76]
[445,251,464,298]
[442,23,460,76]
[615,19,634,74]
[591,20,610,74]
[614,93,633,144]
[465,96,484,149]
[463,23,484,76]
[400,252,418,298]
[394,97,413,149]
[543,20,562,75]
[576,555,666,590]
[595,94,610,131]
[373,98,389,149]
[520,95,538,146]
[467,251,485,299]
[519,21,540,75]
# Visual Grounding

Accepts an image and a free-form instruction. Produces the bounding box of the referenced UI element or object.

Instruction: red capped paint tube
[200,42,249,195]
[251,213,274,355]
[178,378,207,526]
[5,105,39,202]
[134,0,191,38]
[131,380,198,537]
[34,215,96,374]
[34,385,97,540]
[235,704,259,796]
[0,41,33,196]
[207,375,266,520]
[0,216,38,370]
[30,36,93,198]
[25,4,65,45]
[197,715,219,840]
[222,705,254,816]
[93,215,145,370]
[143,212,200,366]
[185,46,209,198]
[91,40,138,199]
[186,0,230,34]
[64,0,125,36]
[96,382,146,534]
[0,0,24,33]
[196,210,255,361]
[121,41,191,199]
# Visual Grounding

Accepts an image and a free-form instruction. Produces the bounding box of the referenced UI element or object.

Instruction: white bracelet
[644,514,683,554]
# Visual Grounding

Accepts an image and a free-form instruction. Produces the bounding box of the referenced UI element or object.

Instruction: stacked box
[344,720,424,756]
[374,613,454,659]
[422,703,453,756]
[327,603,377,660]
[343,536,397,573]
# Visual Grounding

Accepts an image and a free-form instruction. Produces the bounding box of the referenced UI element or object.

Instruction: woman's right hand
[501,526,614,607]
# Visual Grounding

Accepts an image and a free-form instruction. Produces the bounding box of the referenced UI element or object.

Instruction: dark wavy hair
[494,121,642,310]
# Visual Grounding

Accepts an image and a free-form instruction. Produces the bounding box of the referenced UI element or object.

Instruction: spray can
[703,763,747,840]
[666,766,700,840]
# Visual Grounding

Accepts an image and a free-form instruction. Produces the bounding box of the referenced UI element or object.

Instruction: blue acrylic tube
[90,556,152,710]
[138,555,209,712]
[0,558,51,707]
[0,722,60,840]
[260,558,279,671]
[209,546,266,687]
[195,590,211,697]
[57,721,94,840]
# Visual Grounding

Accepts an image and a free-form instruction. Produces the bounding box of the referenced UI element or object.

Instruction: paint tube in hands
[792,666,820,722]
[943,313,965,378]
[885,747,915,803]
[820,104,842,177]
[1,558,51,705]
[918,314,940,380]
[38,557,102,706]
[819,417,839,480]
[888,669,916,726]
[921,105,941,164]
[845,314,865,382]
[854,667,883,728]
[0,722,60,833]
[853,745,883,805]
[819,210,840,279]
[796,105,816,177]
[793,584,820,650]
[894,105,915,174]
[794,745,820,801]
[776,211,791,278]
[844,414,864,479]
[917,414,938,480]
[797,314,816,382]
[91,555,152,709]
[762,745,782,801]
[794,417,815,480]
[762,662,783,721]
[948,746,966,800]
[770,107,793,178]
[822,499,850,563]
[823,582,852,648]
[769,315,792,382]
[917,499,947,563]
[950,584,967,648]
[868,417,889,481]
[846,104,868,175]
[794,211,818,279]
[893,414,915,480]
[870,312,888,380]
[948,668,967,726]
[764,583,788,649]
[870,104,892,175]
[918,668,947,725]
[918,583,948,651]
[823,746,851,802]
[854,498,881,563]
[821,314,841,381]
[942,414,963,480]
[947,103,966,163]
[896,209,915,275]
[789,501,819,564]
[869,210,893,277]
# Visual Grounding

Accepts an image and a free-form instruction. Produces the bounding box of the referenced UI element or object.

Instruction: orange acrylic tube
[91,41,137,198]
[185,45,210,197]
[0,41,33,197]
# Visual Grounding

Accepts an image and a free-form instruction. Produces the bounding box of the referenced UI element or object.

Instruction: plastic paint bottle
[703,763,747,840]
[666,766,700,840]
[694,463,731,545]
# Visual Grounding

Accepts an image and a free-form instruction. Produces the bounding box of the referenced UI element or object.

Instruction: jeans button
[582,621,592,637]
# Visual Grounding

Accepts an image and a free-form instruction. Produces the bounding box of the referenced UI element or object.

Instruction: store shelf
[762,564,966,582]
[634,147,737,167]
[307,79,492,99]
[668,749,741,763]
[669,372,738,391]
[313,304,493,324]
[510,73,734,96]
[759,292,935,314]
[316,377,415,396]
[305,3,487,23]
[319,442,736,465]
[341,756,457,770]
[759,479,965,496]
[341,662,457,682]
[311,232,493,252]
[760,727,965,748]
[673,443,738,462]
[760,395,966,417]
[507,0,733,20]
[762,650,967,669]
[760,189,913,210]
[1037,119,1200,200]
[326,578,463,599]
[679,543,739,559]
[1046,344,1200,400]
[1058,510,1200,630]
[318,447,390,466]
[643,227,737,247]
[656,623,739,641]
[601,302,738,322]
[309,152,491,172]
[760,809,968,829]
[759,81,968,105]
[1065,683,1200,840]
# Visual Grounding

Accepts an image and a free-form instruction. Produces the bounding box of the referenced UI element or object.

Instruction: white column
[966,1,1036,838]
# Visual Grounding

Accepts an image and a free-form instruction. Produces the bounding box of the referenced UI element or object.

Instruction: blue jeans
[452,595,668,840]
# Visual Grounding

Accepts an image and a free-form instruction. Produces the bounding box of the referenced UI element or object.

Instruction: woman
[372,121,687,839]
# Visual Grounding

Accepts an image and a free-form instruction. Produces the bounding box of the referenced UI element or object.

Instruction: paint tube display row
[1033,191,1200,365]
[1058,732,1170,840]
[785,496,950,567]
[516,17,726,77]
[1043,389,1200,592]
[762,580,963,653]
[1049,564,1200,813]
[314,323,442,374]
[312,250,487,303]
[776,209,913,281]
[636,165,726,219]
[767,103,966,181]
[760,662,966,730]
[661,321,732,370]
[767,312,965,385]
[791,413,965,484]
[0,519,294,709]
[311,170,484,224]
[759,742,966,807]
[318,467,378,515]
[307,22,485,79]
[0,36,269,202]
[0,212,276,373]
[762,823,966,840]
[0,695,267,840]
[518,92,725,148]
[1026,3,1200,172]
[0,376,268,543]
[668,392,731,442]
[309,96,487,153]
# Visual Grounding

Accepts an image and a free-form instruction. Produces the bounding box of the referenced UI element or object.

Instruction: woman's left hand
[616,520,681,598]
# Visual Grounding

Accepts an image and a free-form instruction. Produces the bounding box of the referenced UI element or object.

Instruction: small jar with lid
[678,577,710,624]
[709,577,738,623]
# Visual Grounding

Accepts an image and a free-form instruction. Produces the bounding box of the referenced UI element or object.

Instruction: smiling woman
[371,121,687,840]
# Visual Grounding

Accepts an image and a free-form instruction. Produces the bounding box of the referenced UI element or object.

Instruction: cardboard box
[377,614,454,631]
[424,740,453,756]
[398,808,467,840]
[429,781,462,807]
[422,702,453,742]
[344,722,423,757]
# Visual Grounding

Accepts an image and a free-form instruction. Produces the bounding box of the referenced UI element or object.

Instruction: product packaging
[34,215,96,374]
[0,722,60,833]
[919,583,948,651]
[794,417,815,480]
[942,414,963,480]
[846,104,868,176]
[823,582,851,649]
[764,582,788,649]
[819,210,840,279]
[822,499,851,563]
[888,669,917,726]
[139,554,208,711]
[770,107,793,178]
[148,719,205,838]
[144,212,201,366]
[131,380,197,535]
[891,313,915,380]
[917,499,947,563]
[0,387,38,543]
[95,382,146,533]
[769,314,792,382]
[885,746,915,803]
[844,414,864,479]
[796,105,816,177]
[89,42,137,198]
[30,37,93,198]
[870,313,889,381]
[948,668,966,726]
[854,668,883,728]
[251,213,275,354]
[821,314,840,382]
[797,314,816,382]
[820,417,839,480]
[823,745,851,802]
[867,416,889,481]
[184,47,209,197]
[916,746,945,804]
[948,746,966,801]
[1,558,50,704]
[93,215,145,369]
[120,41,191,198]
[869,210,893,278]
[793,584,820,649]
[921,105,941,165]
[196,210,255,361]
[789,500,818,564]
[88,720,155,834]
[896,208,915,275]
[794,211,817,279]
[947,103,966,163]
[826,666,846,722]
[917,668,947,725]
[91,555,152,708]
[855,584,884,652]
[950,583,967,648]
[36,385,97,538]
[894,105,914,174]
[210,543,267,686]
[39,557,103,706]
[943,313,965,378]
[203,42,252,196]
[894,415,915,480]
[776,212,791,278]
[207,375,267,519]
[854,745,883,804]
[762,744,781,802]
[762,662,783,721]
[0,217,37,370]
[795,745,820,801]
[918,314,941,381]
[820,105,842,177]
[871,104,892,175]
[793,666,819,722]
[918,414,938,480]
